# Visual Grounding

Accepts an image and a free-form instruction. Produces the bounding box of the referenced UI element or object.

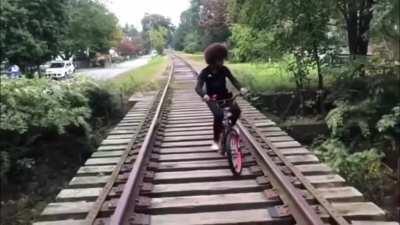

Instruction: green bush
[229,24,274,62]
[313,71,399,203]
[0,76,115,182]
[183,32,202,53]
[313,138,385,200]
[0,77,92,135]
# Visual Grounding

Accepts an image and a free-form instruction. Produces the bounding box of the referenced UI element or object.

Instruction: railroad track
[34,55,398,225]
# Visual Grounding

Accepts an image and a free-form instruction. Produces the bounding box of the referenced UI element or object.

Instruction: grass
[227,62,296,93]
[105,55,168,97]
[179,52,323,93]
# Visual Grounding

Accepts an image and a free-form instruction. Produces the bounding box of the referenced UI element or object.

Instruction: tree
[173,0,231,52]
[149,27,168,55]
[199,0,230,47]
[0,0,69,70]
[172,0,202,51]
[371,0,400,61]
[122,24,139,39]
[141,14,173,53]
[229,0,335,90]
[336,0,375,56]
[64,0,120,58]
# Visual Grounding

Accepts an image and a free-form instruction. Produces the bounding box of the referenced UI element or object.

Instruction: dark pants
[207,101,241,142]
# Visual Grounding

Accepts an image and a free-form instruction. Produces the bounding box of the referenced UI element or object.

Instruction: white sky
[104,0,191,30]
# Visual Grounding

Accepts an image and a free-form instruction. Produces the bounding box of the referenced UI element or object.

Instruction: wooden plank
[160,140,212,148]
[167,115,212,121]
[148,192,274,213]
[41,201,93,216]
[158,146,214,154]
[151,208,286,225]
[91,151,124,158]
[101,139,130,145]
[108,130,136,135]
[163,130,211,137]
[165,122,213,128]
[268,136,294,142]
[33,219,86,225]
[157,159,229,171]
[332,202,386,220]
[317,187,363,202]
[296,164,332,175]
[255,121,276,127]
[273,141,302,148]
[306,174,345,187]
[57,188,102,200]
[352,221,399,225]
[157,152,223,162]
[97,145,127,151]
[167,119,213,125]
[286,154,319,164]
[77,166,115,174]
[69,176,109,186]
[117,122,140,127]
[164,126,212,132]
[151,180,262,196]
[259,127,282,132]
[262,131,288,137]
[168,113,211,118]
[85,157,120,165]
[279,147,311,155]
[154,169,253,183]
[107,134,134,139]
[163,135,213,142]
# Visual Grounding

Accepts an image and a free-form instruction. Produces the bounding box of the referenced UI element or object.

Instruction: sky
[104,0,191,30]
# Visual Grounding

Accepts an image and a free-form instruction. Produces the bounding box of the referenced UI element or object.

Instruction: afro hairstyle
[204,43,228,65]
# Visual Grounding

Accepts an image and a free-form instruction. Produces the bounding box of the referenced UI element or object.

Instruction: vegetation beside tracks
[0,56,169,225]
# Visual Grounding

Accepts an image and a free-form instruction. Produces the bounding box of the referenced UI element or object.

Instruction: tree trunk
[313,44,323,90]
[343,0,374,61]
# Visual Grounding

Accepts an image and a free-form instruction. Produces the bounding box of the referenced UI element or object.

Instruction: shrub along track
[33,55,398,225]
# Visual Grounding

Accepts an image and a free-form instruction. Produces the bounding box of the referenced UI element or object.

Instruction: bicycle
[210,94,244,176]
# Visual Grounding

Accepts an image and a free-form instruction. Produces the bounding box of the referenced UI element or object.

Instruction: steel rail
[237,120,325,225]
[238,117,351,225]
[109,57,174,225]
[177,53,350,225]
[85,80,159,225]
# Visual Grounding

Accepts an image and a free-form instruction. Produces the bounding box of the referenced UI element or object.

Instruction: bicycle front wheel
[224,128,243,176]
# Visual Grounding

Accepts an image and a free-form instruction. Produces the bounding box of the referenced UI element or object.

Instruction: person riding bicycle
[195,43,248,150]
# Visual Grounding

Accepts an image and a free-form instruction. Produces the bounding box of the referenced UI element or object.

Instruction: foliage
[117,38,142,57]
[229,24,274,62]
[149,27,168,55]
[173,0,230,53]
[183,32,202,53]
[0,77,93,135]
[313,73,400,202]
[0,0,69,68]
[371,0,400,61]
[64,0,120,58]
[313,138,385,200]
[141,14,174,53]
[122,24,139,39]
[229,0,336,90]
[0,76,102,182]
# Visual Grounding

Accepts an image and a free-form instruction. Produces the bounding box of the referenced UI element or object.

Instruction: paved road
[76,55,152,80]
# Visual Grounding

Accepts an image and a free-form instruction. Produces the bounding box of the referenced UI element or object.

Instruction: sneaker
[210,141,220,150]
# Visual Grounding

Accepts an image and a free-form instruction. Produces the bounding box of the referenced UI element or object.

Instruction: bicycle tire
[224,128,243,176]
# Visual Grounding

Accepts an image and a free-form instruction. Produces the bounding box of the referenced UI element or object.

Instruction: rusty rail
[109,57,174,225]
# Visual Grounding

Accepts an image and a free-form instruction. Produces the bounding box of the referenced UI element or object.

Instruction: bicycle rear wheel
[224,128,243,176]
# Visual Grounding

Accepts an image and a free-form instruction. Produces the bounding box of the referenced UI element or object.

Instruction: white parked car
[45,61,75,79]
